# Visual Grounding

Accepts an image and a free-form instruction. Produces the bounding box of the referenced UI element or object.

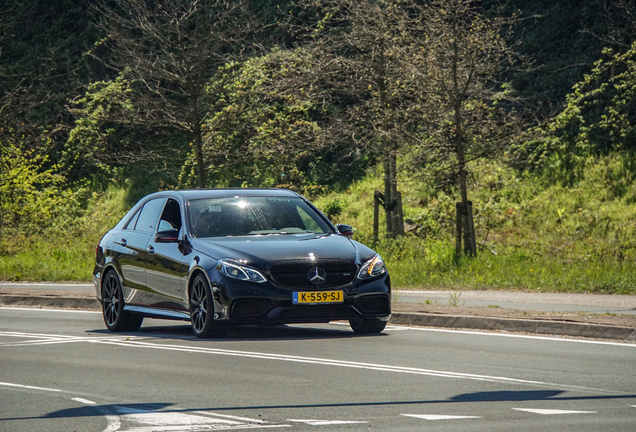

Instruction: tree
[516,42,636,185]
[291,0,428,237]
[92,0,258,188]
[409,0,520,255]
[201,48,347,189]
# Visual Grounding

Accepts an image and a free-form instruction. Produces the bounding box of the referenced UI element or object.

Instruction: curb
[2,295,635,341]
[0,295,101,311]
[390,312,636,341]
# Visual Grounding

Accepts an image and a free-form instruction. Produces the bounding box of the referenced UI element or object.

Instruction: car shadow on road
[86,322,387,342]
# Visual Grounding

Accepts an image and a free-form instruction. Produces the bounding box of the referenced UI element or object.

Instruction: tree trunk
[390,151,404,236]
[383,150,393,238]
[193,123,206,189]
[451,7,475,256]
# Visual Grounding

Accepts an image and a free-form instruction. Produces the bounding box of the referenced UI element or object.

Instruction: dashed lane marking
[401,414,481,421]
[0,381,65,393]
[287,419,367,426]
[513,408,597,415]
[72,397,97,405]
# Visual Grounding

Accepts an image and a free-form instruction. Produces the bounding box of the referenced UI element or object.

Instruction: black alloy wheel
[101,271,143,332]
[189,274,227,338]
[349,318,386,334]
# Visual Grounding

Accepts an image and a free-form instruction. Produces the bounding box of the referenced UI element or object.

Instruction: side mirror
[336,224,354,239]
[155,229,179,243]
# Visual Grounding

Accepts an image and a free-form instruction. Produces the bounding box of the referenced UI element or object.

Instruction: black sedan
[93,189,391,337]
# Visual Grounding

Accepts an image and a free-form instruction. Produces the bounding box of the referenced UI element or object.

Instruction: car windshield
[187,196,334,238]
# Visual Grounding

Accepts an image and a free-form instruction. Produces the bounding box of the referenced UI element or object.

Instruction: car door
[144,198,190,310]
[116,197,166,304]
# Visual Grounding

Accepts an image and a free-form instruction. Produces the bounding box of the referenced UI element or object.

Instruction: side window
[124,208,141,230]
[134,198,166,233]
[158,199,183,232]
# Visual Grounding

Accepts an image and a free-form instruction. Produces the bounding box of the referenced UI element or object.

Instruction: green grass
[313,155,636,294]
[0,187,129,282]
[2,155,636,294]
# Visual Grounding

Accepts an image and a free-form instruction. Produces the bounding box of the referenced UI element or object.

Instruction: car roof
[143,188,302,201]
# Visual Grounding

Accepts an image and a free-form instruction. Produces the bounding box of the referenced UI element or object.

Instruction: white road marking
[287,419,367,425]
[0,306,100,314]
[102,415,122,432]
[2,306,634,347]
[96,338,548,386]
[513,408,597,415]
[0,381,65,393]
[0,331,139,347]
[194,412,266,423]
[72,397,97,405]
[112,405,291,431]
[396,326,636,348]
[401,414,481,421]
[1,330,607,390]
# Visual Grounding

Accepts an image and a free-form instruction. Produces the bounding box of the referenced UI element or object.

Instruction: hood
[190,233,364,268]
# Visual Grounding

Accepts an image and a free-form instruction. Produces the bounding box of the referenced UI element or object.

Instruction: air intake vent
[355,295,390,314]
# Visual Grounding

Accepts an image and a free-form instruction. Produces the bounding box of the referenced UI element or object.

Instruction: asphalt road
[1,306,635,432]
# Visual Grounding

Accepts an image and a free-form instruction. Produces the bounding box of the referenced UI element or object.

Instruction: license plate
[293,290,344,304]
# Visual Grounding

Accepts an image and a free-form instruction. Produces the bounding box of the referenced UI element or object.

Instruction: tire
[189,274,227,338]
[101,271,143,332]
[349,318,386,334]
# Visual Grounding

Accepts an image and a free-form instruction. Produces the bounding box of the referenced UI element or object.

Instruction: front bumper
[210,272,391,325]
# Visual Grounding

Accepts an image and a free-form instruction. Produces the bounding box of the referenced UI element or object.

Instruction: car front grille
[270,260,358,289]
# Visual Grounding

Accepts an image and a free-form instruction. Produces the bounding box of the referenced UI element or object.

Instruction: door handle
[119,238,127,247]
[147,245,155,254]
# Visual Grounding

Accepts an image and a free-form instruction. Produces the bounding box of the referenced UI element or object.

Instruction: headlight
[357,254,386,279]
[218,259,267,283]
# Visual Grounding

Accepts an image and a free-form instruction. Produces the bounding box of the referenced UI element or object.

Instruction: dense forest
[1,0,635,292]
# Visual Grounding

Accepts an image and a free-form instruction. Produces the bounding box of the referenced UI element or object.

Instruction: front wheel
[189,275,227,338]
[349,318,386,334]
[101,271,143,332]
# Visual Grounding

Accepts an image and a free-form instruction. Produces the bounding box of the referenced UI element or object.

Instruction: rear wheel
[101,271,143,332]
[349,318,386,334]
[189,274,227,338]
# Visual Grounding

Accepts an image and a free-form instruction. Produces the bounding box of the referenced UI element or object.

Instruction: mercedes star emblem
[307,267,327,286]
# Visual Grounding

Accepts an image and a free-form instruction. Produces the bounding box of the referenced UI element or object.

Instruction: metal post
[455,202,463,256]
[373,190,381,246]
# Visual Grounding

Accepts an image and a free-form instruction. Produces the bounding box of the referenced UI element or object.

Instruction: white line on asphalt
[287,419,367,425]
[397,326,636,348]
[194,411,266,423]
[0,306,100,314]
[2,330,615,390]
[512,408,597,415]
[401,414,481,420]
[0,331,139,347]
[0,381,65,393]
[95,338,549,386]
[72,397,97,405]
[3,306,634,347]
[102,414,121,432]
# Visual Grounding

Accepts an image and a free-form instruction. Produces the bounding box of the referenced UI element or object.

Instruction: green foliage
[199,49,357,189]
[0,136,86,238]
[314,157,636,294]
[0,187,129,281]
[516,43,636,185]
[65,74,137,179]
